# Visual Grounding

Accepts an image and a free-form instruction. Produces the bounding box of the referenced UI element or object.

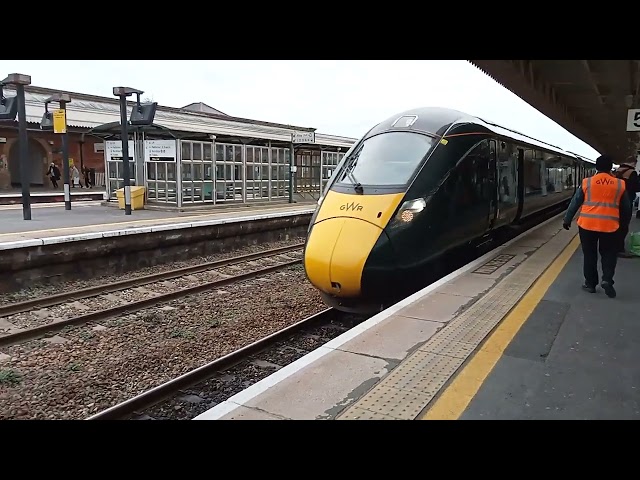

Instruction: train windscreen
[334,131,434,188]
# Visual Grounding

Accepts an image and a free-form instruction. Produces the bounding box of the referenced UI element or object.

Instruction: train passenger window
[335,131,435,187]
[453,139,492,207]
[543,153,574,192]
[498,142,517,206]
[523,149,544,197]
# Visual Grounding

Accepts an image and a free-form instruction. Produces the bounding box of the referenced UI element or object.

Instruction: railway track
[87,308,366,420]
[0,243,304,347]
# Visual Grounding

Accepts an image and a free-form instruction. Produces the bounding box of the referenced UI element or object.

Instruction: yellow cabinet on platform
[116,186,146,210]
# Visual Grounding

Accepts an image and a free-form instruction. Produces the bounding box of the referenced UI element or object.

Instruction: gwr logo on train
[340,202,363,212]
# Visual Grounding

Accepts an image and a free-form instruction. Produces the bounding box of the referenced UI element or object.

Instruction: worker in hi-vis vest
[563,154,632,298]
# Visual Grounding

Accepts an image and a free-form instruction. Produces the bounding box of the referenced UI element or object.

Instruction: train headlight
[395,198,426,223]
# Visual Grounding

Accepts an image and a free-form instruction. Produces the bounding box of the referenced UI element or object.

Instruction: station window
[321,151,342,191]
[246,145,270,200]
[270,146,291,199]
[178,140,214,204]
[214,143,243,202]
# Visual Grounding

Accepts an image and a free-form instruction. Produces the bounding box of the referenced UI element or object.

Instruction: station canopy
[470,60,640,161]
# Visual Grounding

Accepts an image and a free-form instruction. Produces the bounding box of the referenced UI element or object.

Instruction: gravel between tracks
[0,235,307,306]
[1,250,303,331]
[0,264,324,420]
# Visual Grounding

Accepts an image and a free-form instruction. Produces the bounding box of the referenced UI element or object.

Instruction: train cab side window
[497,142,518,206]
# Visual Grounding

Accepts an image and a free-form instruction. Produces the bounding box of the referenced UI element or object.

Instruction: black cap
[595,155,613,172]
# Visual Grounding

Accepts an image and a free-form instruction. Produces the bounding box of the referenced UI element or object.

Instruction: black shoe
[601,281,616,298]
[582,284,596,293]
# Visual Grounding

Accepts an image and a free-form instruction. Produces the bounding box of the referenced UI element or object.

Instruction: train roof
[370,107,596,164]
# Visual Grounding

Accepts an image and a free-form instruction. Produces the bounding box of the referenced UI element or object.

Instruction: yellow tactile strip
[337,225,574,420]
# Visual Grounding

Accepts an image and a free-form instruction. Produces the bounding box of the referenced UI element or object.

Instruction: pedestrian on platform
[47,162,59,189]
[563,154,632,298]
[83,167,92,189]
[613,156,640,256]
[71,164,81,188]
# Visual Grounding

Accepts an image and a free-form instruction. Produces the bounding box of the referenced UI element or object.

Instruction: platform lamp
[41,92,72,210]
[1,73,31,221]
[112,86,157,215]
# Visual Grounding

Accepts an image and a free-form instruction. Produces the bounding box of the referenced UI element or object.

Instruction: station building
[0,85,357,207]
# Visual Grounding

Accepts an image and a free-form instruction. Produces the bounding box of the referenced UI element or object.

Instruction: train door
[459,139,494,238]
[514,147,525,222]
[488,140,499,230]
[494,141,519,226]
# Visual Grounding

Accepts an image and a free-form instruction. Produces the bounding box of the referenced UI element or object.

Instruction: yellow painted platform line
[421,233,580,420]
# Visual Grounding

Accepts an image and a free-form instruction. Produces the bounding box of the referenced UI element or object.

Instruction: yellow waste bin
[116,186,146,210]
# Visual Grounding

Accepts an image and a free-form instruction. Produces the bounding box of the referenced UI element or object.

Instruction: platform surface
[0,201,315,247]
[438,217,640,420]
[195,214,640,420]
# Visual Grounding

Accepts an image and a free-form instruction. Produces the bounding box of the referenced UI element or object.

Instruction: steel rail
[0,256,303,347]
[0,243,304,317]
[86,308,336,420]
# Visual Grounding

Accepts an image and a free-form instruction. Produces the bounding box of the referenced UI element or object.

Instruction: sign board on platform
[105,140,135,162]
[291,131,315,144]
[626,109,640,132]
[144,139,177,162]
[53,109,66,134]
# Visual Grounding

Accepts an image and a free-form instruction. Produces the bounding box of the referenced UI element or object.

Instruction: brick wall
[0,127,105,189]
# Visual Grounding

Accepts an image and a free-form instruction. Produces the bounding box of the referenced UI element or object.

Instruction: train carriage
[303,107,596,314]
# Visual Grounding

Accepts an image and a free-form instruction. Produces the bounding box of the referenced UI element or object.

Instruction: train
[303,107,597,314]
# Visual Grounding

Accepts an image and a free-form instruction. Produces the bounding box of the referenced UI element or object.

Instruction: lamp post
[41,93,72,210]
[113,86,157,215]
[1,73,32,220]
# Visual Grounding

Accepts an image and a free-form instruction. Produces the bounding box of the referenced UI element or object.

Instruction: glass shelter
[106,137,296,207]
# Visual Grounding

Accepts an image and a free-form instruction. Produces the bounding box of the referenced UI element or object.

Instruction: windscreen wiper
[343,145,364,194]
[347,169,363,194]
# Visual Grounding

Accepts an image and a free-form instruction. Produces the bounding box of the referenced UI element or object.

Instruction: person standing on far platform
[562,154,632,298]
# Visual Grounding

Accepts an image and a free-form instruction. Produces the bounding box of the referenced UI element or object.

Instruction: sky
[2,60,600,159]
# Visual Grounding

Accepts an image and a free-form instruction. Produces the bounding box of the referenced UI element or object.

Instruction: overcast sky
[3,60,599,158]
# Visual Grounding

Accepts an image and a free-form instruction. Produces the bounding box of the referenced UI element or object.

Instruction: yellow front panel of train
[304,190,405,297]
[329,218,383,296]
[305,217,382,297]
[304,218,344,293]
[314,191,405,228]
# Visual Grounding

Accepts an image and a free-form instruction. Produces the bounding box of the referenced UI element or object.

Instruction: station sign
[105,140,135,162]
[291,131,315,144]
[53,109,66,134]
[144,139,177,162]
[627,109,640,132]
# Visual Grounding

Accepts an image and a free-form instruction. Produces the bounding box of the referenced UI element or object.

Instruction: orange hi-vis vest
[576,172,626,233]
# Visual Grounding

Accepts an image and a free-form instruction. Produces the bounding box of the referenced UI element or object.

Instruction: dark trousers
[578,226,618,286]
[617,222,630,252]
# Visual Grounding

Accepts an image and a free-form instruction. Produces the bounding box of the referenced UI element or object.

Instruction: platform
[428,216,640,420]
[0,189,106,205]
[0,201,316,249]
[194,213,640,420]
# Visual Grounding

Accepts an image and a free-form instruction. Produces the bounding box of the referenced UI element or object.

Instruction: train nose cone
[304,217,384,297]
